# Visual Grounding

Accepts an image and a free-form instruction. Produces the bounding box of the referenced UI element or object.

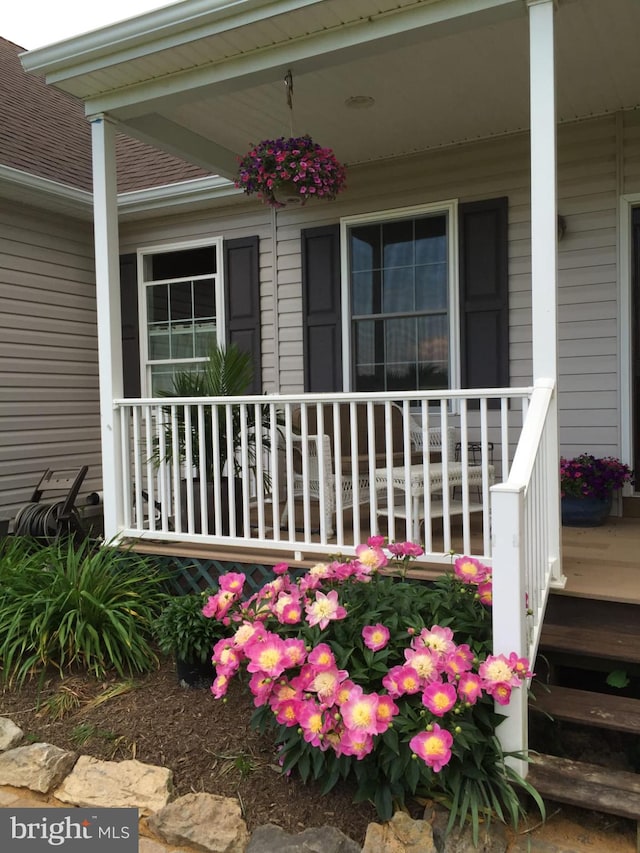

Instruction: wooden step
[539,623,640,665]
[530,685,640,734]
[527,753,640,823]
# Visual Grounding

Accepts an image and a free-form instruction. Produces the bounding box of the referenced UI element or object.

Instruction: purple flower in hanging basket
[235,135,347,208]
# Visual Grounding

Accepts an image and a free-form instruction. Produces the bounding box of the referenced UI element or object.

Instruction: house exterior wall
[119,112,638,461]
[0,200,102,525]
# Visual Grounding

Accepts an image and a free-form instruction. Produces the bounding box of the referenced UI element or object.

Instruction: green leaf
[606,669,630,689]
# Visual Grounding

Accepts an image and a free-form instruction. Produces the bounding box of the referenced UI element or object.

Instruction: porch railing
[490,378,565,775]
[114,388,534,562]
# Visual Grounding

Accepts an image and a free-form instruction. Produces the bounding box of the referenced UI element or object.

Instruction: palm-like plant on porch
[161,342,260,482]
[153,343,277,535]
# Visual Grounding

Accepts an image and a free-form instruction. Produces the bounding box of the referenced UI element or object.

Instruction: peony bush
[202,539,542,837]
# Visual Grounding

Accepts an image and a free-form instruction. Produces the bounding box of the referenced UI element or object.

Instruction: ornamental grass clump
[235,135,347,208]
[560,454,633,500]
[203,540,543,840]
[0,536,170,685]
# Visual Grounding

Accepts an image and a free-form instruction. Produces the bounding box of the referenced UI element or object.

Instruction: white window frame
[340,200,460,393]
[137,236,225,396]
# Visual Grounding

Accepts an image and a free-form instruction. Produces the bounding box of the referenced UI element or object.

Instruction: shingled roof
[0,37,210,194]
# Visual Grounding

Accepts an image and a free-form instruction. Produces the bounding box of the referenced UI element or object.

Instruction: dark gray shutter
[224,236,262,393]
[120,253,141,398]
[302,224,342,392]
[458,198,509,400]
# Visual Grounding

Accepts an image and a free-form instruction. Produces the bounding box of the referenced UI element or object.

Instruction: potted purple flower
[235,135,346,208]
[560,454,634,526]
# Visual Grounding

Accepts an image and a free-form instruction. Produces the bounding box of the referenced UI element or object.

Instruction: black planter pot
[175,656,215,689]
[179,477,245,535]
[561,492,613,527]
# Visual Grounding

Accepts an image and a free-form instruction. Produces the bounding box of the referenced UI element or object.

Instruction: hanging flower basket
[235,135,347,208]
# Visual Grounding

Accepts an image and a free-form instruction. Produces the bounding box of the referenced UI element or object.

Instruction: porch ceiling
[22,0,640,180]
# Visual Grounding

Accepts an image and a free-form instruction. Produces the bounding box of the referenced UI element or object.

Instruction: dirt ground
[0,660,637,850]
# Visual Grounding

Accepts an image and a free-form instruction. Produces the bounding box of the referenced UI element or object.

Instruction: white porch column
[91,114,124,541]
[528,0,558,383]
[528,0,564,588]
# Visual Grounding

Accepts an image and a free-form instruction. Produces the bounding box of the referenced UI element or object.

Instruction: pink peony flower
[489,682,512,705]
[414,625,455,658]
[245,634,288,678]
[308,643,335,670]
[404,647,440,684]
[310,666,348,705]
[443,644,474,678]
[305,589,347,630]
[410,724,453,772]
[457,672,483,705]
[248,672,275,707]
[479,654,521,688]
[219,572,246,595]
[338,729,374,760]
[273,562,289,575]
[354,543,388,571]
[454,556,489,585]
[375,694,399,727]
[341,688,384,735]
[478,580,493,606]
[388,541,424,558]
[210,674,229,699]
[296,699,328,748]
[422,681,458,717]
[362,623,391,652]
[508,653,533,680]
[282,637,307,668]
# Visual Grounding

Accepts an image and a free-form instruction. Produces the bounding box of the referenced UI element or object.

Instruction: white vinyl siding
[0,201,101,523]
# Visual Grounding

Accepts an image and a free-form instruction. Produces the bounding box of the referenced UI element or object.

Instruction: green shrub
[153,591,225,664]
[0,537,170,684]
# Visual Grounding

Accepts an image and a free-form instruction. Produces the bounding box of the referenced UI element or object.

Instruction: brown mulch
[0,659,378,845]
[2,662,638,850]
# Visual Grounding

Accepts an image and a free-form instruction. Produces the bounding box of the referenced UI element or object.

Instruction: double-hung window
[138,238,224,395]
[342,202,458,393]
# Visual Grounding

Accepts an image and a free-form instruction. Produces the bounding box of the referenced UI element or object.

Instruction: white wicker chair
[280,413,494,537]
[280,432,372,536]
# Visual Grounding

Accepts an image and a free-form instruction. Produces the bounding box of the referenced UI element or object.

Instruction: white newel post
[491,484,528,778]
[91,115,124,542]
[528,0,564,587]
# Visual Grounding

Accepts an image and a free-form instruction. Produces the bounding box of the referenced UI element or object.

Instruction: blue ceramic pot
[561,493,613,527]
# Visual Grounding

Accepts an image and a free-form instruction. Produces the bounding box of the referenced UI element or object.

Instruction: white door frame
[619,193,640,488]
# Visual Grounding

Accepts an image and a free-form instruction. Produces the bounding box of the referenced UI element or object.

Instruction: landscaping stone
[54,755,173,815]
[148,792,249,853]
[0,717,23,751]
[246,823,360,853]
[361,811,435,853]
[0,743,77,793]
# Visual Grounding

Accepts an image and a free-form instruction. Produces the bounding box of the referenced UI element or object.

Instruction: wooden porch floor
[560,516,640,605]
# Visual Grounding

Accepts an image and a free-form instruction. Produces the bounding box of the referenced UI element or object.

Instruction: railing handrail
[490,378,554,493]
[115,386,534,408]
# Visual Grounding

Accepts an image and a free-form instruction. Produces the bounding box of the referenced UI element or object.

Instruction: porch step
[527,753,640,823]
[539,623,640,665]
[530,685,640,734]
[539,596,640,665]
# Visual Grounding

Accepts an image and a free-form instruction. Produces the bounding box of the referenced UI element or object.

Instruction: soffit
[24,0,640,177]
